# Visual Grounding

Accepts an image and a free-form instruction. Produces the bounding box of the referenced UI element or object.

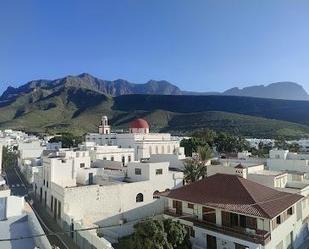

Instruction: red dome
[129,118,149,129]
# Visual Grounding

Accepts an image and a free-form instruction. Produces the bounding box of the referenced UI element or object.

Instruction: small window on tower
[156,169,163,175]
[135,168,142,175]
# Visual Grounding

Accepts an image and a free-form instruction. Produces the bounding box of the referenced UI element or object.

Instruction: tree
[250,142,273,158]
[182,144,213,182]
[2,146,17,170]
[183,157,207,183]
[180,138,206,157]
[49,133,83,148]
[289,142,301,153]
[116,219,191,249]
[197,145,212,162]
[274,136,289,150]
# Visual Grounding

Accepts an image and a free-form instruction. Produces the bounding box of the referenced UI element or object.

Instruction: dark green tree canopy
[116,219,191,249]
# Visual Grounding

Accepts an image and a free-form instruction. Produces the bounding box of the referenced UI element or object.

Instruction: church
[86,115,185,160]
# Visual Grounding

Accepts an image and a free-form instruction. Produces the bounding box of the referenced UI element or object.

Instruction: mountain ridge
[2,73,308,101]
[222,81,309,101]
[0,82,309,138]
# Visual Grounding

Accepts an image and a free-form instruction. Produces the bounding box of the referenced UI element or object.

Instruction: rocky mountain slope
[223,82,309,101]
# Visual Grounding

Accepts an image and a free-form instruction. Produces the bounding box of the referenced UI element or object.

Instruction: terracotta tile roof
[166,174,303,218]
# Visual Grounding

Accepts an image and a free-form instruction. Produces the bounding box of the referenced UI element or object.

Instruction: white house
[162,174,308,249]
[33,148,184,247]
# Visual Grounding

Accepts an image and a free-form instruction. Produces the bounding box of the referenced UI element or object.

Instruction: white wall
[6,196,24,218]
[267,159,309,173]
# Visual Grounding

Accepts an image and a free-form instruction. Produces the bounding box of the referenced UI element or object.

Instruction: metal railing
[164,209,271,245]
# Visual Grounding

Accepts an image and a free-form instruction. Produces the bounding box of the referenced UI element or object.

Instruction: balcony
[164,209,271,246]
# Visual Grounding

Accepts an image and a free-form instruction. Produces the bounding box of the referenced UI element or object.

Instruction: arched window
[153,190,160,199]
[136,193,144,203]
[155,146,159,154]
[149,146,152,155]
[167,145,171,153]
[162,146,165,154]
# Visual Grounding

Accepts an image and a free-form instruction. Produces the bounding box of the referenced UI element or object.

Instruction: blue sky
[1,0,309,94]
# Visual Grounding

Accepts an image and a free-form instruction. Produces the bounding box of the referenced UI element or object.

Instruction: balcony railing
[164,209,271,246]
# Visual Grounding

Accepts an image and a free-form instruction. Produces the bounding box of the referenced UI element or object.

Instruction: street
[4,167,28,196]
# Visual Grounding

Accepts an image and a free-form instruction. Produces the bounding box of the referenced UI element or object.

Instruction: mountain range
[2,73,309,101]
[1,73,309,138]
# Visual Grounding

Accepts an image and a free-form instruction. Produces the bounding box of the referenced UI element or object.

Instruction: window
[89,173,94,185]
[43,179,45,186]
[46,181,49,188]
[276,215,281,225]
[136,193,144,203]
[161,146,165,154]
[58,201,61,219]
[156,169,163,175]
[172,200,177,208]
[207,235,217,249]
[155,146,158,154]
[203,207,216,223]
[153,190,160,199]
[287,207,293,215]
[80,163,85,168]
[187,203,194,209]
[111,156,114,161]
[103,157,107,160]
[135,168,141,175]
[128,155,131,162]
[149,146,152,154]
[167,145,171,153]
[51,196,53,211]
[231,213,239,226]
[239,215,246,228]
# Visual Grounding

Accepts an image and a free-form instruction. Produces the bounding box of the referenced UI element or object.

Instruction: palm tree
[183,145,213,183]
[183,159,199,183]
[197,145,213,163]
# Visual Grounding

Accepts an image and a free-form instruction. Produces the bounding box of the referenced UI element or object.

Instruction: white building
[33,148,184,247]
[163,174,308,249]
[288,139,309,152]
[0,145,2,175]
[86,116,185,161]
[80,142,135,166]
[267,149,309,173]
[17,140,46,184]
[246,138,275,149]
[0,181,51,249]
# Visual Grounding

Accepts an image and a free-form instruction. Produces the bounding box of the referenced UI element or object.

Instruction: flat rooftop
[251,170,286,176]
[0,215,35,249]
[286,181,309,190]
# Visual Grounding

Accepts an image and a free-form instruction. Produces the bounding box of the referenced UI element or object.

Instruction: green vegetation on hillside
[1,84,309,139]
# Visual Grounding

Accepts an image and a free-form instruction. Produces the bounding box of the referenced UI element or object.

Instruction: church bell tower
[98,115,111,134]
